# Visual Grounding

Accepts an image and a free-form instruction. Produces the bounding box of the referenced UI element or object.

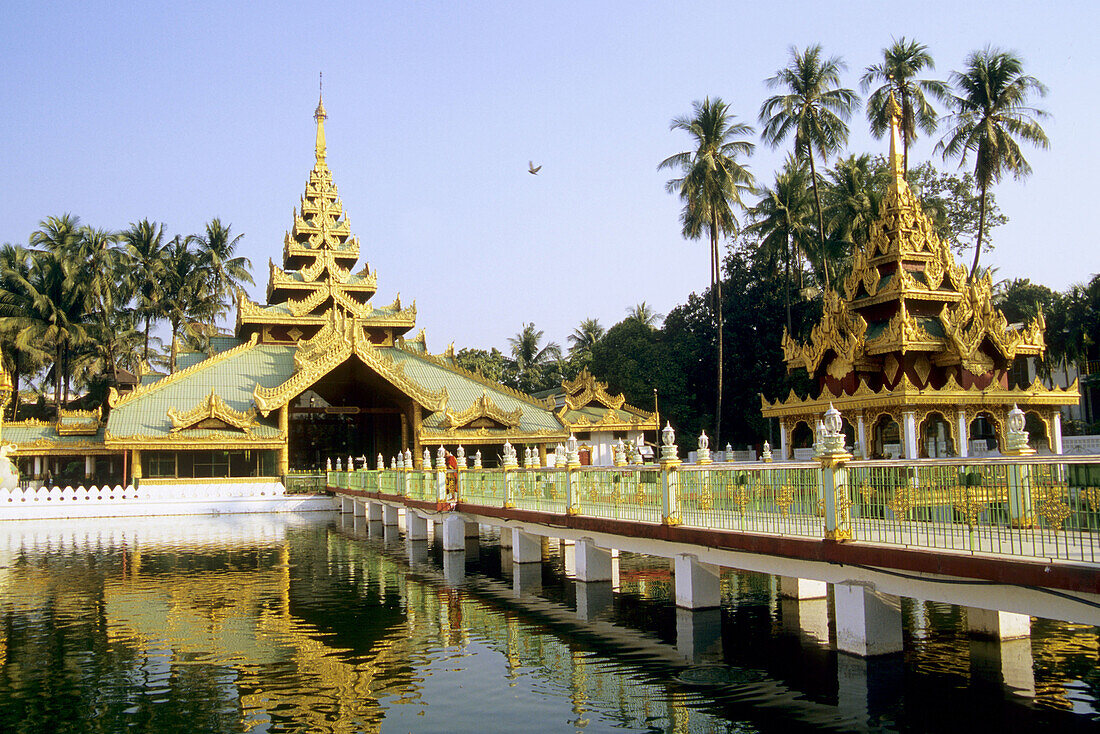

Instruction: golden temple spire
[314,72,327,161]
[887,88,905,183]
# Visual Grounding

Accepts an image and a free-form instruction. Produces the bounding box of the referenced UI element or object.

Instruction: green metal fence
[326,455,1100,563]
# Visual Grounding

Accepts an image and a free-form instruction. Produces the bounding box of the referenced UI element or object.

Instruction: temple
[3,94,656,486]
[761,96,1079,460]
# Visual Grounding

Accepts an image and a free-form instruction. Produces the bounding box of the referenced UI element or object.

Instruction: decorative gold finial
[887,89,904,180]
[314,73,327,161]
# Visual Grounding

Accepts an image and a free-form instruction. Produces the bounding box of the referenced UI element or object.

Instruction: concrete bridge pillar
[512,529,543,564]
[499,526,513,549]
[834,584,903,656]
[967,608,1031,639]
[575,539,614,583]
[779,576,827,600]
[464,521,480,538]
[561,539,576,576]
[674,554,721,610]
[339,496,352,514]
[442,514,467,552]
[367,501,382,522]
[382,504,400,526]
[406,511,428,541]
[352,499,366,517]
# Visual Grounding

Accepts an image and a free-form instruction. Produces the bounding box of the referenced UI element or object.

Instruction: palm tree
[659,97,755,445]
[568,318,605,357]
[0,244,49,418]
[860,38,948,172]
[507,323,562,393]
[190,218,253,317]
[626,301,663,328]
[746,158,815,332]
[120,220,169,362]
[760,45,859,291]
[824,154,885,250]
[936,47,1049,278]
[162,236,222,372]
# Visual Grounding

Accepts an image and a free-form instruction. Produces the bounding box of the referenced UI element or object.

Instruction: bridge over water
[330,450,1100,658]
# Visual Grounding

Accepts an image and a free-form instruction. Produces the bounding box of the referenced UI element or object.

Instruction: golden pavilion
[3,94,656,486]
[761,99,1079,460]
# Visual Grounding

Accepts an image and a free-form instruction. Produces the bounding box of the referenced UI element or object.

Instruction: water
[0,513,1095,733]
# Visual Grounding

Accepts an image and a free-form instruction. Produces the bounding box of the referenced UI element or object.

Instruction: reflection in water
[0,513,1094,732]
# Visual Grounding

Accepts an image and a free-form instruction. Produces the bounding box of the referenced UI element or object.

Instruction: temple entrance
[871,415,902,459]
[968,414,1000,455]
[1025,411,1050,453]
[286,359,411,471]
[920,412,955,458]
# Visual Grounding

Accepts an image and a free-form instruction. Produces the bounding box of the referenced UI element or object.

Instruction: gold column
[131,449,142,480]
[400,413,408,451]
[278,406,290,474]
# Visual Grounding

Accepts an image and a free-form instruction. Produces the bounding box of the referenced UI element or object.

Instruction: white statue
[0,444,18,490]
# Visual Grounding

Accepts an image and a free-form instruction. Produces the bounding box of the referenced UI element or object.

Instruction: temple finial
[314,73,327,161]
[887,84,904,180]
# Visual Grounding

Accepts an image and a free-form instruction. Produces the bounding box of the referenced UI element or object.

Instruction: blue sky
[2,1,1096,354]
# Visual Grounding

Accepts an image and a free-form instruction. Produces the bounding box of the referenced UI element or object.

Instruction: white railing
[0,482,289,504]
[1064,436,1100,455]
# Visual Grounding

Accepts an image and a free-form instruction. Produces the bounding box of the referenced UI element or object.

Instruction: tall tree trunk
[143,315,151,363]
[970,182,988,279]
[712,214,723,448]
[785,230,792,333]
[54,344,62,416]
[807,148,831,290]
[170,321,179,373]
[63,343,70,407]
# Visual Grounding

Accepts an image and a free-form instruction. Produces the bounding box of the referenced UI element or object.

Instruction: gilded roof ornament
[440,392,523,430]
[167,387,260,435]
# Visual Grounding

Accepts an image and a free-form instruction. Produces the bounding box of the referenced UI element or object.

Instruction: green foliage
[937,47,1049,276]
[905,160,1007,256]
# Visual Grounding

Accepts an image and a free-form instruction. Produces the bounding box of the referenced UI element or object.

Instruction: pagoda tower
[762,96,1078,460]
[236,90,416,346]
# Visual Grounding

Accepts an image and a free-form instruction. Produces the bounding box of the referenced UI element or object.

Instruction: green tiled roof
[107,343,296,441]
[560,406,647,425]
[386,349,564,434]
[5,423,106,448]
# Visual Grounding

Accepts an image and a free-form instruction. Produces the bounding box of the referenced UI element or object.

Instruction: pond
[0,512,1095,732]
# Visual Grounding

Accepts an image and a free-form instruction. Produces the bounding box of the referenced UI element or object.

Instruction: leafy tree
[905,160,1007,256]
[568,318,605,358]
[120,219,170,363]
[454,347,513,385]
[659,97,755,445]
[937,47,1049,278]
[760,44,859,291]
[190,218,253,317]
[0,244,49,417]
[860,38,948,172]
[162,235,222,372]
[507,323,562,394]
[745,158,814,333]
[625,302,663,328]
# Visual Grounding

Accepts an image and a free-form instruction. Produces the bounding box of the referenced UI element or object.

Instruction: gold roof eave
[760,376,1080,419]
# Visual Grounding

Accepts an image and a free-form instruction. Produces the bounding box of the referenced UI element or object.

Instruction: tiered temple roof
[762,96,1077,457]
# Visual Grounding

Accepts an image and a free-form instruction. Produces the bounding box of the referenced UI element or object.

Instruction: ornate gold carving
[561,368,626,411]
[167,387,259,435]
[440,392,522,430]
[781,291,868,374]
[253,310,446,416]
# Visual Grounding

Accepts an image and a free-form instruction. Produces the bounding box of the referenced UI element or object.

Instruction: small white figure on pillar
[696,430,712,464]
[403,448,412,467]
[502,441,518,468]
[436,445,447,470]
[565,434,580,467]
[473,449,483,469]
[335,457,342,472]
[422,448,431,469]
[761,440,773,463]
[1005,404,1034,455]
[660,422,679,464]
[456,445,467,469]
[326,457,332,472]
[377,453,384,470]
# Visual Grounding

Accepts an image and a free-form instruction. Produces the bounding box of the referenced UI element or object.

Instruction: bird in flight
[528,161,542,175]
